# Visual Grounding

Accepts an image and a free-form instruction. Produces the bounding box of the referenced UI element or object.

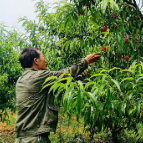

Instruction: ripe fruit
[108,6,110,9]
[124,56,129,61]
[141,109,143,114]
[135,16,138,19]
[112,12,115,18]
[85,1,91,7]
[124,38,128,43]
[106,47,109,51]
[101,27,107,32]
[86,70,88,75]
[101,46,105,51]
[82,70,88,78]
[81,9,84,15]
[82,72,86,77]
[125,67,129,72]
[112,122,115,128]
[91,130,94,134]
[118,54,122,58]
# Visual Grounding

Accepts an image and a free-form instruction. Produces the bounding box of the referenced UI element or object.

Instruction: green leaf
[85,82,96,89]
[64,84,74,101]
[71,100,77,110]
[43,76,57,85]
[86,92,97,103]
[64,40,71,50]
[105,88,112,110]
[121,77,134,83]
[90,74,107,78]
[76,89,83,121]
[129,108,136,116]
[108,67,120,73]
[59,73,71,79]
[41,81,56,91]
[136,77,143,83]
[136,100,140,116]
[110,0,119,11]
[48,82,60,94]
[121,103,126,114]
[111,79,121,92]
[53,83,62,94]
[57,77,72,83]
[99,0,108,14]
[77,80,84,91]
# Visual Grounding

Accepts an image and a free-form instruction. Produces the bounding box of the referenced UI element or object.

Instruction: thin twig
[123,0,137,8]
[123,0,143,20]
[133,0,140,10]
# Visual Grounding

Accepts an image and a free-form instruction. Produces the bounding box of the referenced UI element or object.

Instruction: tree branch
[132,0,139,10]
[123,0,143,20]
[123,0,137,8]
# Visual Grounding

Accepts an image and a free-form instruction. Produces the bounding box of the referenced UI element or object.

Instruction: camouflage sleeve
[37,59,88,79]
[58,59,88,77]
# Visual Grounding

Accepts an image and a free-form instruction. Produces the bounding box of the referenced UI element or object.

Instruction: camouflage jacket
[14,59,88,138]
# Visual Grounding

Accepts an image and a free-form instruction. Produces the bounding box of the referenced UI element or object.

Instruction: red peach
[101,27,107,32]
[125,56,129,61]
[124,38,128,43]
[112,12,115,18]
[81,9,84,15]
[106,47,109,51]
[118,54,122,58]
[101,46,105,51]
[85,1,91,7]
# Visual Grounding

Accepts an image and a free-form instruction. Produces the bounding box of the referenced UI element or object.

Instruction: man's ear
[33,58,39,65]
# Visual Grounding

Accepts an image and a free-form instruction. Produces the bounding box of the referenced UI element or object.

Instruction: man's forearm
[58,59,88,77]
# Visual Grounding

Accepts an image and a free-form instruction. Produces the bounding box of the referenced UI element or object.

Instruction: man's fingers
[94,55,101,59]
[94,53,101,55]
[91,53,100,56]
[86,53,101,58]
[95,55,101,57]
[96,56,101,59]
[85,53,101,64]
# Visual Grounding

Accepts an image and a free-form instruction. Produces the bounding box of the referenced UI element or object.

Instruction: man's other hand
[85,53,101,65]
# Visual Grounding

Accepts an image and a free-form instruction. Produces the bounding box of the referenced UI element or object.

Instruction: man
[14,47,100,143]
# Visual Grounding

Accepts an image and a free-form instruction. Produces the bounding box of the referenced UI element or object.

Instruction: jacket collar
[24,68,38,71]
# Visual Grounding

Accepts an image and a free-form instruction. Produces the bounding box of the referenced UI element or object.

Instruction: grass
[0,110,143,143]
[0,112,16,143]
[0,110,107,143]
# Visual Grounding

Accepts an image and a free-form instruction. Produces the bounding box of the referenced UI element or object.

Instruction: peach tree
[36,0,143,142]
[0,23,28,122]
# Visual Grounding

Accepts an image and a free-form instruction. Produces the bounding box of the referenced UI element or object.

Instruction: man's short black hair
[19,47,39,69]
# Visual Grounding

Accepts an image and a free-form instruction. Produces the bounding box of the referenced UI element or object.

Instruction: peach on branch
[101,27,107,32]
[85,1,91,7]
[101,46,105,51]
[81,9,84,15]
[124,56,129,61]
[118,54,122,58]
[112,12,115,18]
[124,38,128,43]
[106,47,109,51]
[91,130,94,134]
[125,67,129,72]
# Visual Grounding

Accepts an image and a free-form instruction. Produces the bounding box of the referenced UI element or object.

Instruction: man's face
[35,50,47,70]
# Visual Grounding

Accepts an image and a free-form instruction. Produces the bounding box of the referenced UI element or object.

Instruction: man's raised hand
[85,53,101,65]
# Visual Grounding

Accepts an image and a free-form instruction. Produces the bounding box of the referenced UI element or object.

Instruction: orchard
[0,0,143,142]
